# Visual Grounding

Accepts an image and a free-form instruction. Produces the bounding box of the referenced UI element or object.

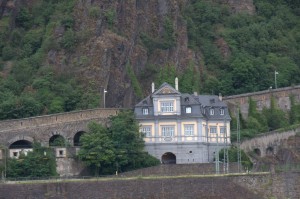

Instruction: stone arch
[8,137,33,158]
[162,152,176,164]
[73,131,86,146]
[9,140,33,149]
[49,134,66,147]
[254,148,261,156]
[266,146,274,156]
[7,136,34,148]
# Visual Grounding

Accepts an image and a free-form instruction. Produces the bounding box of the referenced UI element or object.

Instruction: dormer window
[210,108,214,115]
[161,101,174,112]
[186,106,191,114]
[220,108,225,115]
[142,108,149,115]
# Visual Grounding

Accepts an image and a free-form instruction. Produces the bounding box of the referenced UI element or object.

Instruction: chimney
[175,77,178,91]
[219,93,222,101]
[152,82,155,93]
[193,92,198,96]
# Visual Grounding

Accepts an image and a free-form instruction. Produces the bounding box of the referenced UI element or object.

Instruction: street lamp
[275,71,279,89]
[104,89,107,108]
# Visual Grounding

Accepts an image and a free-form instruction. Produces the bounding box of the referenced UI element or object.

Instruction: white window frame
[210,126,217,134]
[184,124,194,136]
[160,101,174,112]
[142,108,149,115]
[220,126,226,134]
[186,106,192,114]
[220,108,225,115]
[161,126,175,137]
[210,108,214,115]
[141,126,151,137]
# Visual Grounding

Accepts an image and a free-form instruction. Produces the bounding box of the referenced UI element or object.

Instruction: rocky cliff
[1,0,255,108]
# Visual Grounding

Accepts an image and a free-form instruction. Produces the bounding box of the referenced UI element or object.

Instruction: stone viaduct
[0,108,120,153]
[239,128,299,157]
[223,85,300,119]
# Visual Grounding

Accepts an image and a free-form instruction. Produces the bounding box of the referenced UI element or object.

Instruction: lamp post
[275,71,279,89]
[104,89,107,108]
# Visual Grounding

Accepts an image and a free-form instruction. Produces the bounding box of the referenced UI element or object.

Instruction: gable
[153,83,181,96]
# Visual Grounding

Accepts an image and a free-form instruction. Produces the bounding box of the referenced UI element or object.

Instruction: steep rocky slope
[1,0,255,108]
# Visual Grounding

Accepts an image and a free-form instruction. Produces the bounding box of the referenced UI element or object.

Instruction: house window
[142,126,151,137]
[161,126,175,137]
[13,152,18,157]
[220,127,226,134]
[186,107,192,114]
[160,101,174,112]
[184,124,194,136]
[220,108,225,115]
[59,150,64,156]
[142,108,149,115]
[210,108,214,115]
[210,126,217,133]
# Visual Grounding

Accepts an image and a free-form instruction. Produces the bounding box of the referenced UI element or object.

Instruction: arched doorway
[9,140,33,158]
[266,146,274,156]
[162,152,176,164]
[49,135,66,147]
[254,148,261,157]
[73,131,86,146]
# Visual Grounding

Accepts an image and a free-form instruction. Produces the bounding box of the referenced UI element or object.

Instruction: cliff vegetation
[0,0,299,120]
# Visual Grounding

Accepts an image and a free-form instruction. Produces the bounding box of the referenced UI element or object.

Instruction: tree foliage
[219,146,253,169]
[78,111,160,175]
[6,143,57,178]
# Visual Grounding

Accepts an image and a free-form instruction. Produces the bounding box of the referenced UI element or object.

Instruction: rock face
[1,0,255,108]
[60,0,194,108]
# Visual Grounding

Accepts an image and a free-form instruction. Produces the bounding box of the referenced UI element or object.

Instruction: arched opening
[162,152,176,164]
[266,146,274,156]
[9,140,32,149]
[254,148,261,157]
[9,140,33,158]
[49,135,66,147]
[74,131,86,146]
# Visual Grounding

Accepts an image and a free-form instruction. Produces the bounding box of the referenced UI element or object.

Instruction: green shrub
[2,46,15,61]
[89,7,101,18]
[60,29,77,50]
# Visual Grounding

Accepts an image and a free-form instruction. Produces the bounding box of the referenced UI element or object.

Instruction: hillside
[0,0,299,120]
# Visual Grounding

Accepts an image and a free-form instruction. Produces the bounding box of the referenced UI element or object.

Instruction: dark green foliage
[1,46,15,61]
[60,29,77,50]
[219,146,253,169]
[104,8,116,29]
[15,8,33,29]
[6,143,57,178]
[184,0,300,95]
[263,96,288,130]
[78,122,115,175]
[162,17,176,49]
[79,111,160,175]
[126,62,143,99]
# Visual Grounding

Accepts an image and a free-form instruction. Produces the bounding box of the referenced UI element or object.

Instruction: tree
[78,122,115,176]
[263,96,288,130]
[79,111,160,175]
[6,143,57,178]
[110,110,154,172]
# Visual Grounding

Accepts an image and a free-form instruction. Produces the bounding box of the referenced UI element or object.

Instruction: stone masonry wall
[223,85,300,119]
[0,172,299,199]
